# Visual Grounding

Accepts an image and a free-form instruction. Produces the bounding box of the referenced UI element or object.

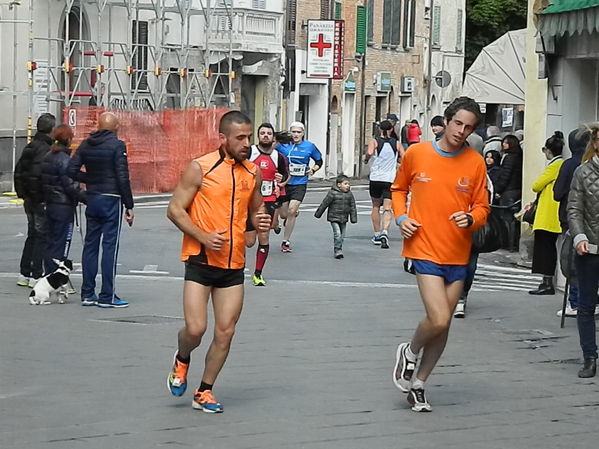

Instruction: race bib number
[289,163,306,176]
[261,180,273,196]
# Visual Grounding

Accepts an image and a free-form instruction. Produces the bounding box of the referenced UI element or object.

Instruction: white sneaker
[556,303,577,317]
[17,274,30,287]
[454,302,466,318]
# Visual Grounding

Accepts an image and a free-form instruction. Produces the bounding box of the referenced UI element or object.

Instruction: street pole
[11,2,18,193]
[358,53,366,178]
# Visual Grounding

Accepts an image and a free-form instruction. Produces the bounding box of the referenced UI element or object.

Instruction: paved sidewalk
[1,271,597,449]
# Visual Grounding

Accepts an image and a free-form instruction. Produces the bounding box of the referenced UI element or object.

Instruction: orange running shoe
[167,352,189,397]
[192,389,223,413]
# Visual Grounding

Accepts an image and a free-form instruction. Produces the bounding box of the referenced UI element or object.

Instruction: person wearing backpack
[364,120,404,249]
[14,113,56,288]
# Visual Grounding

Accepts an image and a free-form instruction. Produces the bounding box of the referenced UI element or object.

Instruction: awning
[537,1,599,36]
[461,29,526,105]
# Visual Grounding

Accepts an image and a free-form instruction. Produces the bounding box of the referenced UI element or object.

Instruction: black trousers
[532,229,559,276]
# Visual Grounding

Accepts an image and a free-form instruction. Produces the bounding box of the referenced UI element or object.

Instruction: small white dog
[29,259,73,305]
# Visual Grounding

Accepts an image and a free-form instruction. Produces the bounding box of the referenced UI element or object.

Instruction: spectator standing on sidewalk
[483,126,502,153]
[553,128,590,317]
[41,124,86,273]
[406,119,422,146]
[567,122,599,378]
[14,113,56,288]
[494,135,523,251]
[67,112,134,308]
[391,97,489,412]
[314,174,357,259]
[528,131,564,296]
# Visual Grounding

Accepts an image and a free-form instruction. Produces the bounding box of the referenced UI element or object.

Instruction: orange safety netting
[63,106,228,193]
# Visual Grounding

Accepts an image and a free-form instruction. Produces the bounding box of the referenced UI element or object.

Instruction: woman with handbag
[529,131,564,295]
[567,123,599,378]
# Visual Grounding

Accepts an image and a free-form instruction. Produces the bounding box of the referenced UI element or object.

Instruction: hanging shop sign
[307,20,344,79]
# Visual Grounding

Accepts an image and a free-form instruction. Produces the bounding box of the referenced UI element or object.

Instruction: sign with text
[307,20,344,79]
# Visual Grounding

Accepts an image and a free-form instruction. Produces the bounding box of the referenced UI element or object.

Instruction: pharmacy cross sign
[306,20,344,79]
[310,34,332,57]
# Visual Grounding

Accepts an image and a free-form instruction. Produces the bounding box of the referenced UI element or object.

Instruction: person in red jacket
[407,120,422,146]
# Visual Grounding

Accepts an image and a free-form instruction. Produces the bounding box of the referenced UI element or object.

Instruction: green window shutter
[356,5,367,54]
[334,1,342,20]
[432,5,441,47]
[391,0,402,46]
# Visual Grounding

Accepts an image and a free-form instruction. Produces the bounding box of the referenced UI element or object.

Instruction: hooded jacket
[568,156,599,248]
[553,129,589,230]
[494,145,523,195]
[67,129,134,210]
[41,144,86,206]
[14,132,53,203]
[314,185,357,224]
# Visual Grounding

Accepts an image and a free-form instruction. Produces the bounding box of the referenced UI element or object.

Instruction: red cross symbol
[310,33,332,57]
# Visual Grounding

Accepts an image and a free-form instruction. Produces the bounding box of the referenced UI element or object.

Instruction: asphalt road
[1,185,598,449]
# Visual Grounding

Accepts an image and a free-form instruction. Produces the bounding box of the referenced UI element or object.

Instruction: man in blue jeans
[68,112,134,308]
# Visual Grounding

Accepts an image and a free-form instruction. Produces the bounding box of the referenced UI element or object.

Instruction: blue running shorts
[411,259,467,284]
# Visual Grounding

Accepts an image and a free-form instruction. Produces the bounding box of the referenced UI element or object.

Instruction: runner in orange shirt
[166,111,271,413]
[391,97,490,412]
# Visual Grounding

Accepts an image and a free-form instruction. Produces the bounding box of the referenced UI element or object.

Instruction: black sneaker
[393,342,417,392]
[407,388,432,412]
[380,233,389,249]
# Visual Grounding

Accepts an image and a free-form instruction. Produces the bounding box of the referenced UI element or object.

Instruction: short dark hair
[257,122,275,134]
[430,115,444,128]
[37,113,56,134]
[336,174,349,184]
[379,120,393,131]
[219,110,252,134]
[274,131,293,144]
[444,97,482,128]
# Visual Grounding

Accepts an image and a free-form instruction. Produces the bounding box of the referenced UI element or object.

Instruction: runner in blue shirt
[276,121,323,252]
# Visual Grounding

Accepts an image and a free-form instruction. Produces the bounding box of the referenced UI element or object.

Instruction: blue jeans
[20,200,47,278]
[81,194,123,302]
[569,283,579,309]
[330,221,346,252]
[575,254,599,359]
[44,203,75,273]
[461,251,480,300]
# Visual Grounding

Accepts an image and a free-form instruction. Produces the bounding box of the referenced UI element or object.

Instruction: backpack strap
[375,136,397,156]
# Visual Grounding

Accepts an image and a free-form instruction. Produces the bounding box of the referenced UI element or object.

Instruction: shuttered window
[403,0,416,49]
[356,5,367,55]
[252,0,266,8]
[334,1,342,19]
[320,0,330,19]
[382,0,402,47]
[456,8,464,52]
[432,4,441,48]
[286,0,297,45]
[132,20,148,91]
[367,0,374,45]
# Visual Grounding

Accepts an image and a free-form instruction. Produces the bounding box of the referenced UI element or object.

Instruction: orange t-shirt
[391,141,489,265]
[181,150,257,270]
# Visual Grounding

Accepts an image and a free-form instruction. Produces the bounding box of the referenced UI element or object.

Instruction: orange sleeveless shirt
[180,150,258,269]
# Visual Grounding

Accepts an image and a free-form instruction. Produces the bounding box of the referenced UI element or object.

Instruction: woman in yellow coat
[529,131,565,295]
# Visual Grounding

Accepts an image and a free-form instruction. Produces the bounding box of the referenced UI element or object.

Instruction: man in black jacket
[68,112,134,308]
[14,113,56,288]
[553,128,590,317]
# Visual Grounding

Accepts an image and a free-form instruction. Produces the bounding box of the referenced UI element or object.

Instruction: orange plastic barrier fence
[63,107,228,194]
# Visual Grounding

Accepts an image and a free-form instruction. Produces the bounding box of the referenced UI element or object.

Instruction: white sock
[406,344,418,361]
[412,378,425,390]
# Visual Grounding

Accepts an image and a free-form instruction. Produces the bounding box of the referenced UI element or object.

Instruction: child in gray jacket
[314,174,358,259]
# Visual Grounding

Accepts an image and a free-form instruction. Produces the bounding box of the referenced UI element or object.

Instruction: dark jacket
[14,132,53,203]
[494,146,523,195]
[568,156,599,247]
[553,129,587,230]
[67,129,134,210]
[41,144,86,206]
[314,186,357,224]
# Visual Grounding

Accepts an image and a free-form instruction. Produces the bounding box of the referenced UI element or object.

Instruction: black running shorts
[184,262,244,288]
[286,184,307,202]
[369,181,392,200]
[245,201,277,232]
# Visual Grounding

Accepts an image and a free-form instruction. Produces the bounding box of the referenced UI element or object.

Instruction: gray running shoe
[407,388,432,412]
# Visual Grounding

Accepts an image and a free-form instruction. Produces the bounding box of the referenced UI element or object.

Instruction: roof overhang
[537,1,599,37]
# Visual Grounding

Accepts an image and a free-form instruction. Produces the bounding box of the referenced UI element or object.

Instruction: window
[403,0,416,49]
[456,8,463,52]
[382,0,402,47]
[334,1,342,20]
[367,0,374,45]
[356,5,367,55]
[320,0,330,19]
[217,0,232,6]
[252,0,266,8]
[432,4,441,48]
[286,0,297,45]
[131,20,148,91]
